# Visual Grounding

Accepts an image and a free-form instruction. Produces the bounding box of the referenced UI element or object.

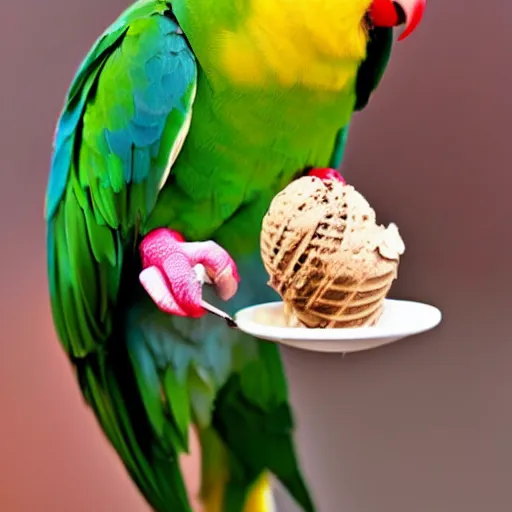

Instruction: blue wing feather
[45,27,128,219]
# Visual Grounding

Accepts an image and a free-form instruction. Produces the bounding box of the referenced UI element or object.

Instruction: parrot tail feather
[201,471,275,512]
[199,427,275,512]
[73,342,192,512]
[242,473,276,512]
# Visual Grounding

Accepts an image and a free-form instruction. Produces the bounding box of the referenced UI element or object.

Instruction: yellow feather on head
[218,0,373,89]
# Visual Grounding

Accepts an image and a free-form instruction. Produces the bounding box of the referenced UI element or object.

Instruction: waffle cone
[260,176,405,328]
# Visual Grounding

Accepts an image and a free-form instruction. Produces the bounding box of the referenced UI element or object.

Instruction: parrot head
[180,0,427,88]
[247,0,427,61]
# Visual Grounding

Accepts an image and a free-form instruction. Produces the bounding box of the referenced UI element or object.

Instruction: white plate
[234,299,442,353]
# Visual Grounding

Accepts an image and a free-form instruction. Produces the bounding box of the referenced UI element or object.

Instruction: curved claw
[181,241,240,301]
[307,168,346,183]
[139,228,239,318]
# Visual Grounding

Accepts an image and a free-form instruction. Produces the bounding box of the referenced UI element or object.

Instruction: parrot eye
[363,11,374,31]
[362,11,374,33]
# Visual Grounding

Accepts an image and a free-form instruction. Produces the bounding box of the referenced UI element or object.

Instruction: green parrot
[45,0,425,511]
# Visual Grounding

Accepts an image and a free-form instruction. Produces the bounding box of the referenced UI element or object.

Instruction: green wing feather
[329,27,394,169]
[45,1,198,510]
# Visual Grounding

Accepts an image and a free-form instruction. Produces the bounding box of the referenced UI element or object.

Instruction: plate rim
[234,298,442,342]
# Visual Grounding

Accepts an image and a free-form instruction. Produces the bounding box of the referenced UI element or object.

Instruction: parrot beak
[369,0,426,41]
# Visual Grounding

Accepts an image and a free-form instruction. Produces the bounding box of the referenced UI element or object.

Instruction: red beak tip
[398,0,426,41]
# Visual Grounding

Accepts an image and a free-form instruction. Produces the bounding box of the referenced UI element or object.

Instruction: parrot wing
[45,2,198,510]
[329,27,394,168]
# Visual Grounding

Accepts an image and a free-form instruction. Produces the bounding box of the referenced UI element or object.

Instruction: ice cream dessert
[260,175,405,328]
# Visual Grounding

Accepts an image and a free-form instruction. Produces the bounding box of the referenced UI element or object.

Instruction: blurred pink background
[1,1,511,511]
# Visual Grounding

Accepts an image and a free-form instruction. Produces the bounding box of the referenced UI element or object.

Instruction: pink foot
[308,168,346,184]
[138,228,240,318]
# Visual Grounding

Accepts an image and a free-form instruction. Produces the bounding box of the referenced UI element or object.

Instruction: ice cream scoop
[260,175,405,328]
